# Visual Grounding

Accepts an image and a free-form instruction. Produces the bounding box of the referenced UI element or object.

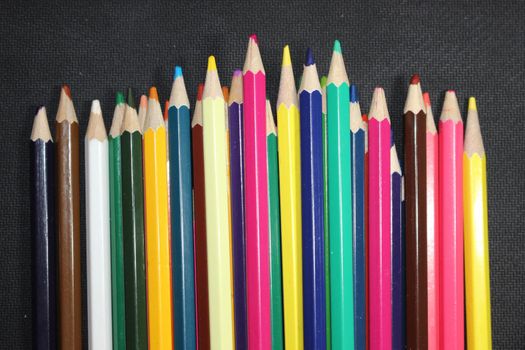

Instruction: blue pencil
[168,66,196,349]
[391,138,405,350]
[350,85,366,350]
[299,48,326,350]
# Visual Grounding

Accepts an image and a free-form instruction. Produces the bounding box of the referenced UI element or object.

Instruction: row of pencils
[31,35,491,350]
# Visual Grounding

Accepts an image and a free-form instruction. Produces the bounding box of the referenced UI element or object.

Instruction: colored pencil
[368,87,392,349]
[138,95,147,132]
[463,97,492,350]
[55,85,82,349]
[202,56,235,349]
[439,90,464,350]
[223,86,230,102]
[362,112,370,350]
[229,69,248,349]
[169,66,196,349]
[299,48,326,349]
[85,100,113,349]
[350,84,366,350]
[403,75,428,349]
[277,45,304,349]
[191,83,210,350]
[267,100,284,350]
[243,34,271,349]
[320,75,331,350]
[391,137,405,350]
[143,87,173,350]
[109,92,126,350]
[31,107,56,350]
[327,40,354,349]
[424,92,439,350]
[121,89,148,349]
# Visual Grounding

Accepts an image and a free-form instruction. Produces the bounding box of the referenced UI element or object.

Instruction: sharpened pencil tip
[62,84,71,98]
[350,84,359,103]
[197,83,204,101]
[447,89,456,94]
[320,75,327,89]
[249,34,258,43]
[163,100,169,121]
[116,91,125,105]
[410,74,420,84]
[207,56,217,71]
[423,92,431,107]
[333,40,342,53]
[362,114,368,122]
[127,88,135,108]
[305,48,314,66]
[149,87,159,101]
[233,69,242,77]
[282,45,292,67]
[174,66,183,80]
[91,100,101,114]
[468,97,477,111]
[139,95,147,108]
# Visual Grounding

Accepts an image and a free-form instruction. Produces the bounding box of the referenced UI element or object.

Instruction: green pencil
[321,75,331,350]
[121,89,148,349]
[109,92,126,349]
[327,40,354,349]
[266,100,284,350]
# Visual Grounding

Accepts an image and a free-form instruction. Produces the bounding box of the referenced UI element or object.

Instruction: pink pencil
[438,91,464,349]
[424,92,439,350]
[243,34,271,349]
[368,87,392,349]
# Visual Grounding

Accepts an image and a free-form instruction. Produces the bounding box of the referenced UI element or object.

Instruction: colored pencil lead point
[127,88,135,109]
[139,95,147,108]
[468,97,477,111]
[207,56,217,71]
[423,92,431,107]
[305,48,314,66]
[197,83,204,101]
[333,39,342,53]
[410,74,420,84]
[174,66,183,80]
[233,69,242,77]
[282,45,292,67]
[249,34,258,43]
[116,91,125,105]
[91,99,101,114]
[350,84,359,103]
[62,84,71,98]
[320,75,327,89]
[149,87,159,101]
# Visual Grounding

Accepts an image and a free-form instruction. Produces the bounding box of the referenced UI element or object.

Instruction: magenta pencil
[439,90,464,349]
[368,87,392,350]
[424,92,439,350]
[243,34,271,349]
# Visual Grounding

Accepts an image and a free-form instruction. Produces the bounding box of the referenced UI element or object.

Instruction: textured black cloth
[1,1,524,348]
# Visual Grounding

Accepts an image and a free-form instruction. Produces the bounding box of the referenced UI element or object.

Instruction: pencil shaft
[464,154,491,349]
[121,131,148,349]
[363,115,370,350]
[31,140,56,350]
[439,120,464,349]
[229,101,248,349]
[169,104,196,349]
[300,89,326,349]
[351,128,366,350]
[56,120,82,349]
[327,81,354,348]
[368,117,391,349]
[86,136,113,349]
[268,129,284,350]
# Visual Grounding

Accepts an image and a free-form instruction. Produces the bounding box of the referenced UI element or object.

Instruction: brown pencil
[403,74,428,349]
[55,85,82,349]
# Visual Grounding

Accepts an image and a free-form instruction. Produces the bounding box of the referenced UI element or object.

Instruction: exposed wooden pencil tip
[423,92,431,107]
[139,95,147,108]
[163,100,169,121]
[369,87,390,122]
[91,99,101,114]
[350,84,359,103]
[115,91,125,105]
[174,66,183,80]
[208,56,217,71]
[282,45,292,67]
[86,100,107,141]
[249,34,258,44]
[31,106,53,142]
[197,83,204,100]
[62,84,71,98]
[440,90,462,122]
[410,74,420,84]
[333,40,342,53]
[149,87,159,101]
[468,97,477,111]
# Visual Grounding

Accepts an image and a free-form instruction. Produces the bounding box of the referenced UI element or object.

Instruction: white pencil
[85,100,113,349]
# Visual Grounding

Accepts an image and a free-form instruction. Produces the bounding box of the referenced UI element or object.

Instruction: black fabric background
[1,1,524,348]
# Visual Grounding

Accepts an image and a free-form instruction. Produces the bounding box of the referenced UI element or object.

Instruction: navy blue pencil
[350,85,366,350]
[391,137,405,350]
[299,48,326,349]
[168,66,196,349]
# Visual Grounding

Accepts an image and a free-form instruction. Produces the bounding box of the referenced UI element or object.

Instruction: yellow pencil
[202,56,235,349]
[463,97,491,349]
[277,45,303,349]
[143,87,173,349]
